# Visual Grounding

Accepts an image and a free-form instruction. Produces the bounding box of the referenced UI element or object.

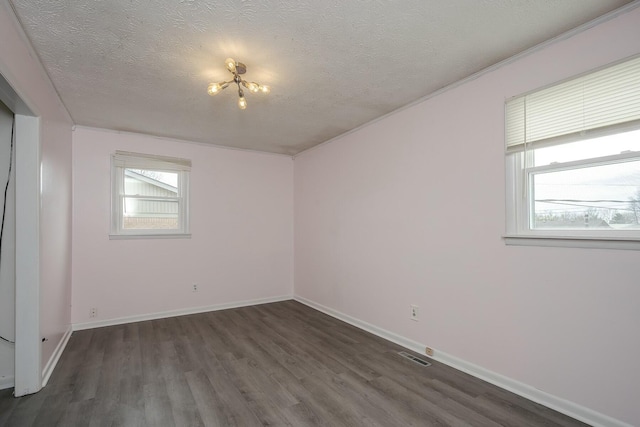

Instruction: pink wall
[72,127,293,323]
[0,3,73,376]
[39,119,73,370]
[294,7,640,426]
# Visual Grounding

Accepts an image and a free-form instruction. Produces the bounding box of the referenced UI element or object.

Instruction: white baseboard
[295,296,427,353]
[72,295,294,331]
[294,295,632,427]
[42,325,72,387]
[0,374,14,390]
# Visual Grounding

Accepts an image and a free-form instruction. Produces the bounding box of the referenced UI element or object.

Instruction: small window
[111,151,191,238]
[505,55,640,247]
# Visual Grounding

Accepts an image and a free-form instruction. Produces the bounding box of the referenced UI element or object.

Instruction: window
[505,55,640,248]
[111,151,191,238]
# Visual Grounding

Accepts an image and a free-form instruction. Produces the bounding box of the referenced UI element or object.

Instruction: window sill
[503,234,640,250]
[109,233,191,240]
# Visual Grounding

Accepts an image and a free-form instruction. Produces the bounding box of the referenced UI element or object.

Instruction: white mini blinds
[506,55,640,153]
[112,151,192,171]
[111,151,191,238]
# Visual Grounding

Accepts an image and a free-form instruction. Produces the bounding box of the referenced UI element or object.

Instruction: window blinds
[506,55,640,152]
[113,151,191,171]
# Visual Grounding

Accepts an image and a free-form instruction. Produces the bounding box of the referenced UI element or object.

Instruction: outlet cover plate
[410,304,419,321]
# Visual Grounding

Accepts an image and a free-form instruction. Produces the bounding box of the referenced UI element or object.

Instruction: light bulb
[238,96,247,110]
[207,83,222,95]
[225,57,236,72]
[259,85,270,94]
[247,82,259,93]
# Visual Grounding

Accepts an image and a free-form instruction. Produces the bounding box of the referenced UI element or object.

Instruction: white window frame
[110,151,191,239]
[504,55,640,250]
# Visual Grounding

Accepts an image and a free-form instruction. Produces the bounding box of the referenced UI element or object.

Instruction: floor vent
[398,351,431,367]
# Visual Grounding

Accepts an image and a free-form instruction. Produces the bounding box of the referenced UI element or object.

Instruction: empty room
[0,0,639,426]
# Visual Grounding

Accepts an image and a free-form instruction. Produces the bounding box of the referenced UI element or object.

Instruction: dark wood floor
[0,300,586,426]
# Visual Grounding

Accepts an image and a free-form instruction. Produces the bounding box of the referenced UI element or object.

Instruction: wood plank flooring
[0,300,587,426]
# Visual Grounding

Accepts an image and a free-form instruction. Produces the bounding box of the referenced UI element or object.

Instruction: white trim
[41,326,72,387]
[294,2,640,159]
[72,295,293,331]
[294,296,426,353]
[109,233,192,240]
[432,351,633,427]
[14,114,41,397]
[504,235,640,250]
[294,295,632,427]
[0,375,14,390]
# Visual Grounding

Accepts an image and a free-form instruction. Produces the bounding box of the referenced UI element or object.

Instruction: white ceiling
[9,0,634,155]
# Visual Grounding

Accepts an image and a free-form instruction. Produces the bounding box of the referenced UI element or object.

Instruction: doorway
[0,98,15,390]
[0,72,42,397]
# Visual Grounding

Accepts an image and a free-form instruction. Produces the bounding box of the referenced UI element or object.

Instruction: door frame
[0,72,42,397]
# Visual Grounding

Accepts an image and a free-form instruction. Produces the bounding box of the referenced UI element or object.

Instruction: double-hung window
[111,151,191,238]
[505,55,640,248]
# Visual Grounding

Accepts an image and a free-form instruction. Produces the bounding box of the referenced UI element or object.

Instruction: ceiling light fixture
[207,58,270,110]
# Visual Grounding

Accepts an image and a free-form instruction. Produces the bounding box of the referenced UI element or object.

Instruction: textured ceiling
[9,0,635,155]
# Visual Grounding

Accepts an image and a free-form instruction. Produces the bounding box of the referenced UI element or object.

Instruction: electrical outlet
[425,347,434,357]
[410,305,419,321]
[192,283,198,292]
[89,308,97,318]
